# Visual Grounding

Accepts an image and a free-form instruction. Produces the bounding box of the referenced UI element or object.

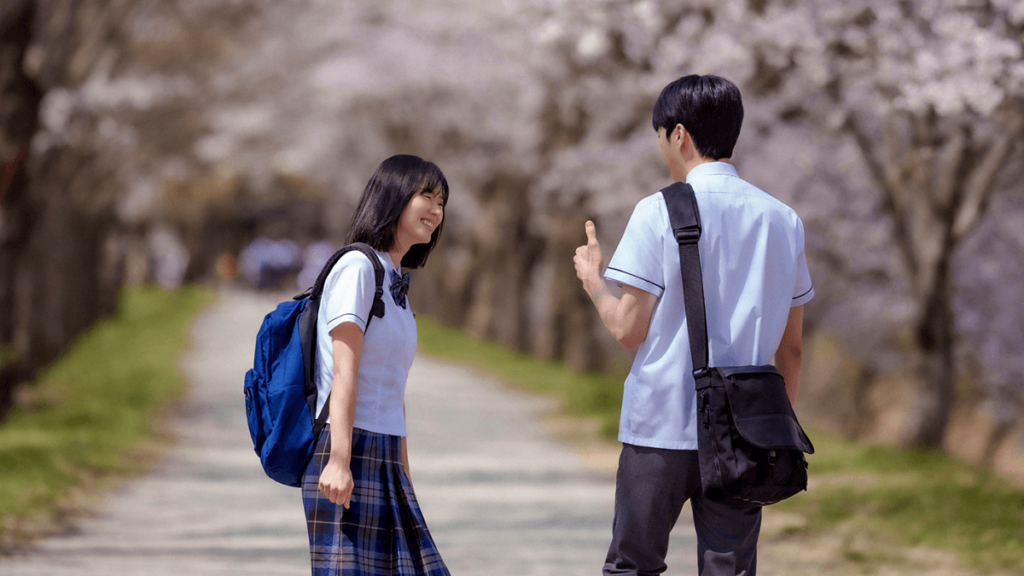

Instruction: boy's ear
[672,124,688,151]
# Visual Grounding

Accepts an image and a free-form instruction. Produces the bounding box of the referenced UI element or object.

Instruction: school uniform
[303,248,449,576]
[602,162,813,576]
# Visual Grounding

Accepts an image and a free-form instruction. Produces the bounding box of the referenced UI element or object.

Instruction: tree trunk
[846,110,1014,450]
[0,0,42,421]
[463,173,540,350]
[901,280,957,448]
[0,0,135,423]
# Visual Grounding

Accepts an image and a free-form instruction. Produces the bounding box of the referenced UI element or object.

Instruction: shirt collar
[685,161,738,183]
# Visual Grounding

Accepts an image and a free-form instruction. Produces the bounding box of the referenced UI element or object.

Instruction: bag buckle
[693,366,710,379]
[293,286,313,300]
[674,226,701,245]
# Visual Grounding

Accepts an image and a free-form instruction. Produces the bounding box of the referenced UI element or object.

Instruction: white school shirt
[604,162,814,450]
[314,249,416,437]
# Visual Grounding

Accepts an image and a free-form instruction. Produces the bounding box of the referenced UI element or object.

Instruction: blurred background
[1,0,1023,482]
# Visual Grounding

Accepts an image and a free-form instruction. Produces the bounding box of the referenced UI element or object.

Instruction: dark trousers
[603,445,761,576]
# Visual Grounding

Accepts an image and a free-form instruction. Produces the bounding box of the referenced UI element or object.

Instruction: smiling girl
[302,155,450,576]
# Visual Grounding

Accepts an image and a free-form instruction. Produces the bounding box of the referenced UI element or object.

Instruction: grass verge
[0,285,214,549]
[417,314,1024,573]
[775,429,1024,572]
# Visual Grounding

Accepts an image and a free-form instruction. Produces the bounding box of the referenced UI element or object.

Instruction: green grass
[418,314,1024,572]
[416,315,625,437]
[0,285,214,544]
[777,430,1024,571]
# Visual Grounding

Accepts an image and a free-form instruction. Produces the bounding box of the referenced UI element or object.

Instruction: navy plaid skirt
[301,428,450,576]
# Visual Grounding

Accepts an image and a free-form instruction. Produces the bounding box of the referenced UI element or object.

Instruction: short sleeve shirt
[314,249,417,437]
[604,162,814,450]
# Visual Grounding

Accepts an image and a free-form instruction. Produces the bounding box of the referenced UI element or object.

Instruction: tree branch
[934,122,971,220]
[953,133,1015,243]
[847,111,920,280]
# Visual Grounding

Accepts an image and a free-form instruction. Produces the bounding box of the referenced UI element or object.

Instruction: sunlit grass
[778,429,1024,570]
[0,285,214,543]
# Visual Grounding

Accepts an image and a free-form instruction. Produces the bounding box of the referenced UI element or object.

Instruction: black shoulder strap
[661,182,710,382]
[300,242,387,433]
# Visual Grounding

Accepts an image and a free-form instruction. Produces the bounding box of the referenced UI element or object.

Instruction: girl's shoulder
[335,248,379,270]
[323,249,382,293]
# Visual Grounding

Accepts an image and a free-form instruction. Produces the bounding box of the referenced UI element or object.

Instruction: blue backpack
[243,243,385,486]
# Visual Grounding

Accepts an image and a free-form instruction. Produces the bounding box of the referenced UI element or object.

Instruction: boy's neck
[680,156,730,182]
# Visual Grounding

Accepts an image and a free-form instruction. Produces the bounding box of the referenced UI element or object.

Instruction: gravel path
[1,288,697,575]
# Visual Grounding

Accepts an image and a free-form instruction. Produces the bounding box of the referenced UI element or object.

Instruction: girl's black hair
[346,154,449,269]
[652,74,744,160]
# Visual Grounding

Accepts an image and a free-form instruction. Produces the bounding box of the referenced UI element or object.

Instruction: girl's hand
[318,457,354,509]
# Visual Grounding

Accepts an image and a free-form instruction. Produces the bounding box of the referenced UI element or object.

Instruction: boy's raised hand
[574,220,604,294]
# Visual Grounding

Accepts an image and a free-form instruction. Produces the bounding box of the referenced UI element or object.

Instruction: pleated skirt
[301,428,451,576]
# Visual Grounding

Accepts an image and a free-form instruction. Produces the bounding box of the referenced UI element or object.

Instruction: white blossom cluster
[820,0,1023,117]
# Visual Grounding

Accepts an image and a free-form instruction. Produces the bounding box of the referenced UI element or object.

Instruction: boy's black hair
[346,154,449,269]
[652,75,744,160]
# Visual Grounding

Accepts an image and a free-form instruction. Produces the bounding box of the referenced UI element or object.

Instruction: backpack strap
[306,243,386,325]
[661,182,711,381]
[301,243,387,434]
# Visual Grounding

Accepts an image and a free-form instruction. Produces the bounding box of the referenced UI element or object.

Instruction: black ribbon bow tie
[389,269,410,309]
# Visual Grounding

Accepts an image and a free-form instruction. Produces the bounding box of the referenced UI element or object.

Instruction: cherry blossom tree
[749,0,1024,447]
[518,0,1024,447]
[9,0,1020,453]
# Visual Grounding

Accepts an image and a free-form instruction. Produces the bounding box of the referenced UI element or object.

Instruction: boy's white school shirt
[604,162,814,450]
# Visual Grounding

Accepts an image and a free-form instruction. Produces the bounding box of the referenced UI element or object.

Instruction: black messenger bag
[663,181,814,507]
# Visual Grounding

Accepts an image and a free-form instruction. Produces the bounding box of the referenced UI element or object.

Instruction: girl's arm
[401,404,412,483]
[317,321,363,508]
[401,436,411,484]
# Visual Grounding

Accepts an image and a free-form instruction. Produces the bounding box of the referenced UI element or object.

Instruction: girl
[302,155,450,576]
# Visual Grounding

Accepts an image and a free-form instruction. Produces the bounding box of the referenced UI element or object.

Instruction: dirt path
[0,288,698,575]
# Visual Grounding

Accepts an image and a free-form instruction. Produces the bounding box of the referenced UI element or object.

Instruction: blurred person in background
[574,75,813,576]
[298,240,339,293]
[239,237,303,289]
[303,154,451,576]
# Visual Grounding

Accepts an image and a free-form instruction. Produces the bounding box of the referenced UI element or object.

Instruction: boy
[573,74,814,576]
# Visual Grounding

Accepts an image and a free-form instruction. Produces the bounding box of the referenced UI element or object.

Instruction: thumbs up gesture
[574,220,604,293]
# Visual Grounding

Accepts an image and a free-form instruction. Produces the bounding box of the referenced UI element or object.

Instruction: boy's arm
[775,305,804,405]
[574,220,657,350]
